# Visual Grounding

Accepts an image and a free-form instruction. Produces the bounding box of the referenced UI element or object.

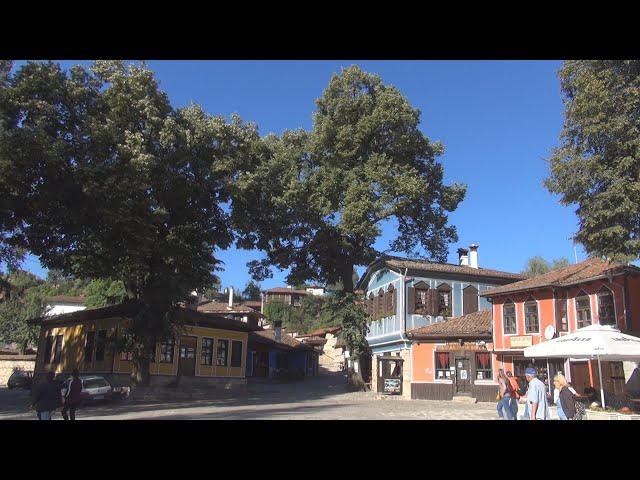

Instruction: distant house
[305,285,326,297]
[196,301,265,329]
[262,287,309,308]
[44,296,86,317]
[247,325,319,378]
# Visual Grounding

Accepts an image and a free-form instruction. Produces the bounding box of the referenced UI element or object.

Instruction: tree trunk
[342,263,354,294]
[131,336,152,385]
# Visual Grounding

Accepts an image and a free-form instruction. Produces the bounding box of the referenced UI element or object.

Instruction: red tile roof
[264,287,309,295]
[310,326,342,336]
[406,310,492,338]
[197,301,264,317]
[357,255,525,290]
[249,329,315,351]
[478,257,640,298]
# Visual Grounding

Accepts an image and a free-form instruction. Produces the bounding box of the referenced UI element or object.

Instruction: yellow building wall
[37,319,248,379]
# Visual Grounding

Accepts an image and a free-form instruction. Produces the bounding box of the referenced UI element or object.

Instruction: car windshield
[83,378,109,389]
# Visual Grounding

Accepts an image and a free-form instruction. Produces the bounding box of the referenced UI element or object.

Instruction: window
[503,301,516,334]
[216,339,229,366]
[231,340,243,367]
[556,294,568,332]
[201,337,214,366]
[415,288,429,314]
[95,330,107,362]
[377,289,385,318]
[368,292,375,318]
[435,352,452,379]
[437,284,452,317]
[160,339,175,363]
[576,293,592,329]
[475,352,492,380]
[385,285,394,315]
[524,297,539,333]
[597,287,615,326]
[120,351,133,361]
[44,335,54,364]
[84,331,95,364]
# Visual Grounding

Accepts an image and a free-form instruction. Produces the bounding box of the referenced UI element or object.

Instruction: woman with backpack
[554,373,583,420]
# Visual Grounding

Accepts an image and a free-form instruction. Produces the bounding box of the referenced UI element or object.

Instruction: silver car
[61,375,113,404]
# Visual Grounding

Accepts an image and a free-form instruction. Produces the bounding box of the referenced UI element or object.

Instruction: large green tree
[233,66,465,383]
[545,60,640,262]
[0,60,258,383]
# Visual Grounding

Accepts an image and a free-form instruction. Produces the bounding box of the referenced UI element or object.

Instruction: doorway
[455,357,471,394]
[570,362,590,394]
[178,336,197,376]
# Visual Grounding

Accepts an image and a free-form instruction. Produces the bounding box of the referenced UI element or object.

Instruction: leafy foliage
[233,66,466,293]
[242,280,261,301]
[545,60,640,262]
[84,279,127,308]
[522,256,571,278]
[262,295,342,334]
[0,60,257,383]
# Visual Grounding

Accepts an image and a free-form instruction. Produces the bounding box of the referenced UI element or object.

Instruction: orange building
[481,258,640,402]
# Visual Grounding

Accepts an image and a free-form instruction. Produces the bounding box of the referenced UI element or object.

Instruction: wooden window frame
[94,330,107,362]
[231,340,243,368]
[434,351,452,380]
[475,352,492,380]
[377,289,385,319]
[503,300,517,335]
[463,284,479,315]
[437,283,452,317]
[160,339,175,363]
[597,287,616,326]
[201,337,214,366]
[524,297,539,333]
[84,331,95,364]
[216,339,229,366]
[575,292,592,329]
[556,293,568,332]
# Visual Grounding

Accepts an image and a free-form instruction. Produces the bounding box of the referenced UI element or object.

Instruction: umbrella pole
[597,355,606,409]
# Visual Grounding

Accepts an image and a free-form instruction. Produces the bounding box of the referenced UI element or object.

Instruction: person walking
[496,369,515,420]
[553,374,576,420]
[525,367,549,420]
[506,371,520,420]
[62,369,82,421]
[31,371,62,420]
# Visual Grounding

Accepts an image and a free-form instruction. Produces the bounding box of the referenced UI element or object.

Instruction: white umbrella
[523,324,640,408]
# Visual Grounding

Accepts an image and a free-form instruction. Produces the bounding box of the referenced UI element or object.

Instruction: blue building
[356,246,524,397]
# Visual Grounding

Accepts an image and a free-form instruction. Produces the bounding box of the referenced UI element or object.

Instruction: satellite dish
[544,325,556,340]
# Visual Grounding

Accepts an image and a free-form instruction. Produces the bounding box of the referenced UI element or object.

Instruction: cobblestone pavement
[0,376,500,420]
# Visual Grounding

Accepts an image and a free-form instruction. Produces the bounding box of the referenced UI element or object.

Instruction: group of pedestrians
[496,367,584,420]
[30,369,82,420]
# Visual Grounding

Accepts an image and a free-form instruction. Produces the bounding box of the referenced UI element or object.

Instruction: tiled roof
[382,256,525,280]
[264,287,309,295]
[299,335,327,345]
[241,300,262,310]
[45,295,86,304]
[357,255,525,290]
[478,257,640,298]
[249,329,314,351]
[406,310,492,338]
[197,301,264,317]
[310,326,342,336]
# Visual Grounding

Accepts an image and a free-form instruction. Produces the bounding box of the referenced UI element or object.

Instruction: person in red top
[62,369,82,421]
[506,371,520,420]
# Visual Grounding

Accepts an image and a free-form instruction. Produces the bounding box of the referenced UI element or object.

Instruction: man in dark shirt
[31,371,62,420]
[62,369,82,421]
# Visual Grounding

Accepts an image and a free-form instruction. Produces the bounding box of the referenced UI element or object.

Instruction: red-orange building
[481,258,640,401]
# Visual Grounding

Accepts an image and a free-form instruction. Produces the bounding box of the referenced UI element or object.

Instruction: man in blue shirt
[525,367,549,420]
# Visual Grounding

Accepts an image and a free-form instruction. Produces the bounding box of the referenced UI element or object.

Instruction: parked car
[60,375,114,404]
[7,370,33,390]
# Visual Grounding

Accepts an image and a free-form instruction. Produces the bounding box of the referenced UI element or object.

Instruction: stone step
[452,395,477,404]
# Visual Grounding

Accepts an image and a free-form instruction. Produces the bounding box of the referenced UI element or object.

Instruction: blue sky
[14,60,588,291]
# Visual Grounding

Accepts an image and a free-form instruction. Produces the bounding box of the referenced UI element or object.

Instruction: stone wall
[400,348,412,400]
[318,333,344,373]
[371,354,379,392]
[0,356,36,386]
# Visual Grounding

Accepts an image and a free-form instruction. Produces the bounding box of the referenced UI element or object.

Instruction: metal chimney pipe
[228,287,234,308]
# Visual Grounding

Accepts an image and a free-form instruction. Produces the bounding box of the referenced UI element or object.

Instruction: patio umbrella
[523,324,640,408]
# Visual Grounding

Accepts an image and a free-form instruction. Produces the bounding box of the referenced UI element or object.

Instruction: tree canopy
[545,60,640,262]
[0,60,258,382]
[241,280,261,301]
[233,65,466,293]
[522,256,571,278]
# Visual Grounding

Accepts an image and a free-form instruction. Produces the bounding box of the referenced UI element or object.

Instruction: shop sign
[384,378,401,394]
[510,335,532,348]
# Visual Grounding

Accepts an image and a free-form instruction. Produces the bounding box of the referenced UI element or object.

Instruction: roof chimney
[457,248,469,266]
[469,244,479,269]
[228,287,234,308]
[274,321,282,343]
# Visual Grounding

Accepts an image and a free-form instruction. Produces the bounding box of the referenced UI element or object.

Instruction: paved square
[0,375,500,420]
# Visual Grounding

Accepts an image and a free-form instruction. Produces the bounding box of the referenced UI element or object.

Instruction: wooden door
[455,357,471,394]
[178,336,197,376]
[570,362,589,393]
